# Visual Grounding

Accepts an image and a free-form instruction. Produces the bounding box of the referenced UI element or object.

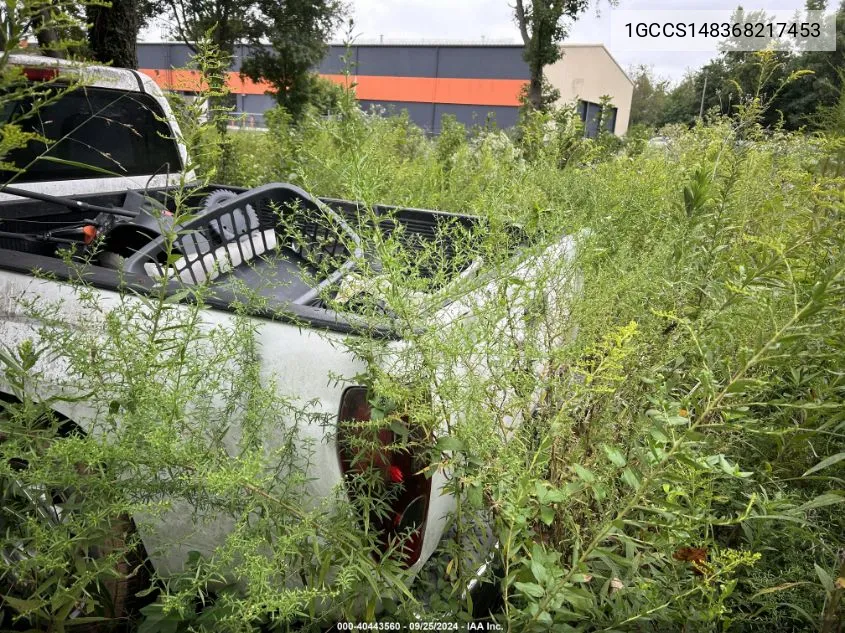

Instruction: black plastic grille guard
[122,183,364,304]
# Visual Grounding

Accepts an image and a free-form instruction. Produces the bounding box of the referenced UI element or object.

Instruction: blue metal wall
[138,42,528,133]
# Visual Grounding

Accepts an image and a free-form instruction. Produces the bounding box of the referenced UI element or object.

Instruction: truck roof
[8,54,162,95]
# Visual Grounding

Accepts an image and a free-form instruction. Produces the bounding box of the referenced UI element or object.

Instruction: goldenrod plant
[0,37,842,633]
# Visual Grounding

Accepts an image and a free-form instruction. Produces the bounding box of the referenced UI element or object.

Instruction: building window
[578,100,588,122]
[577,99,618,138]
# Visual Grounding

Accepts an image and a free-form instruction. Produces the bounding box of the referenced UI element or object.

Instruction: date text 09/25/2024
[335,623,504,631]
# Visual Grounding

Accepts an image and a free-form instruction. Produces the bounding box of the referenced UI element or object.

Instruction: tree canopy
[238,0,344,119]
[160,0,344,119]
[514,0,603,111]
[629,1,845,132]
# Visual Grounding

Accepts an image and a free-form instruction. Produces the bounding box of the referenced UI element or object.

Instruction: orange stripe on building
[140,69,207,92]
[321,74,525,107]
[140,69,526,107]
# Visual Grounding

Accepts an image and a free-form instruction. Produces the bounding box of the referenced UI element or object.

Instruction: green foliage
[161,0,256,55]
[0,38,380,631]
[209,69,844,630]
[435,115,466,168]
[0,4,85,179]
[0,281,383,630]
[237,0,345,120]
[306,73,346,116]
[166,31,236,180]
[516,104,587,171]
[518,75,561,115]
[629,65,670,130]
[514,0,611,111]
[651,4,845,131]
[161,0,344,121]
[0,0,92,60]
[2,24,845,632]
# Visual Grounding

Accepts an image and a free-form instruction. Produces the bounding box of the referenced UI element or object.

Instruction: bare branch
[515,0,531,46]
[165,0,198,53]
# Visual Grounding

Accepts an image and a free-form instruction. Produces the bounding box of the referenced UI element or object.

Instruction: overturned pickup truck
[0,56,579,622]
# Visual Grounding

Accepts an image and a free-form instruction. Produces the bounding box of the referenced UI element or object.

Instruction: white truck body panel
[0,56,582,600]
[0,267,455,577]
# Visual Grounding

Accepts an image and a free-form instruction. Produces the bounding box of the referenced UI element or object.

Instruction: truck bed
[0,182,491,332]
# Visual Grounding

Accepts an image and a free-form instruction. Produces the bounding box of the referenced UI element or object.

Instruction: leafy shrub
[207,87,844,630]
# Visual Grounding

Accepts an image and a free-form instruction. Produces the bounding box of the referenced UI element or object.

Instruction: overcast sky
[342,0,816,82]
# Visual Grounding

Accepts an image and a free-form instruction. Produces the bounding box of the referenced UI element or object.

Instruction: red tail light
[22,67,59,82]
[337,386,431,568]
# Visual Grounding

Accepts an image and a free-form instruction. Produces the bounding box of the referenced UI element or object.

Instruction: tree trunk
[515,0,543,111]
[527,64,543,111]
[33,3,64,59]
[87,0,140,68]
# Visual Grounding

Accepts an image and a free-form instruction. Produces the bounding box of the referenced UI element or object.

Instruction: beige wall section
[545,44,633,135]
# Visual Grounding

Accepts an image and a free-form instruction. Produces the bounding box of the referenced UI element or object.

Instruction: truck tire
[0,397,149,632]
[416,511,502,620]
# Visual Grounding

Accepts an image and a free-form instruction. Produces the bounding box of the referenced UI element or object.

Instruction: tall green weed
[214,88,844,630]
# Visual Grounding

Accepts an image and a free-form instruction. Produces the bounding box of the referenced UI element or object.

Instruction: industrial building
[137,42,632,136]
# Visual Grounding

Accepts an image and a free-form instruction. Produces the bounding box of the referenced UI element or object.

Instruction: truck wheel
[417,511,502,620]
[0,400,148,631]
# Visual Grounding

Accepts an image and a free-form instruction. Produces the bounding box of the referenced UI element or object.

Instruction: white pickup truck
[0,55,578,624]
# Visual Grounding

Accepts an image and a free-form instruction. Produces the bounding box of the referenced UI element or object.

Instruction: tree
[238,0,344,119]
[514,0,603,112]
[2,1,88,59]
[32,2,63,57]
[629,65,669,129]
[662,60,733,127]
[86,0,157,68]
[777,0,845,128]
[1,0,145,64]
[163,0,255,132]
[661,53,793,128]
[164,0,249,57]
[657,1,843,131]
[162,0,344,121]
